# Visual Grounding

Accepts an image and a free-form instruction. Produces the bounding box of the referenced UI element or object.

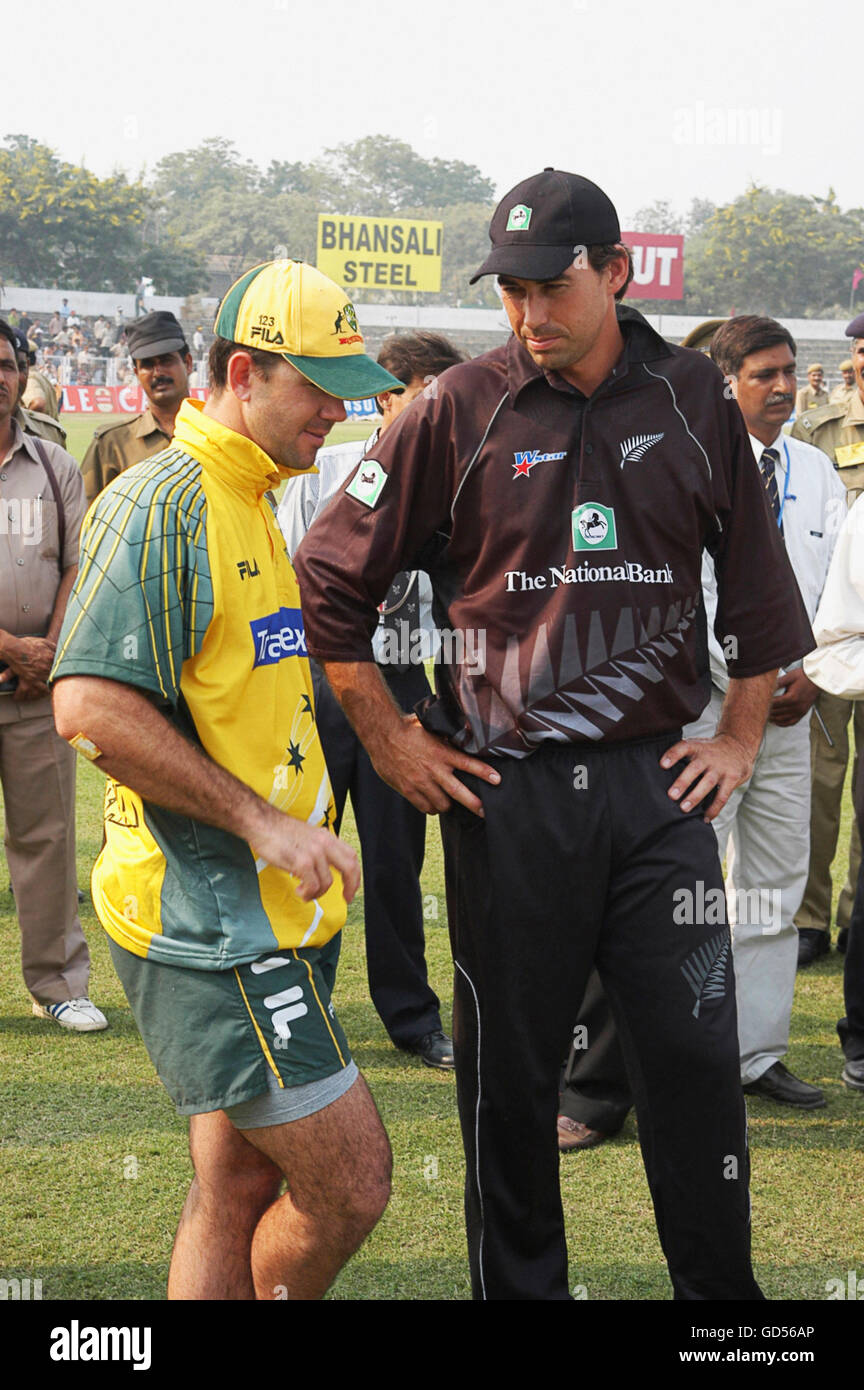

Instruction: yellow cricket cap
[214,259,402,399]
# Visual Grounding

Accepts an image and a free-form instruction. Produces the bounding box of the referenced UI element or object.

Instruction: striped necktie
[760,446,783,535]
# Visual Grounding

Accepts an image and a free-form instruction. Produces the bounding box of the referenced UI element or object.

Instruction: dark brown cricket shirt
[295,308,813,757]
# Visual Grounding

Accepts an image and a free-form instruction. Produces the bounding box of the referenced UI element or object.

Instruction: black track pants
[440,736,763,1302]
[313,663,442,1047]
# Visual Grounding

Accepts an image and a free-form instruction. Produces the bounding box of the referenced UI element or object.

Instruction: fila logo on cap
[346,458,388,508]
[506,204,532,231]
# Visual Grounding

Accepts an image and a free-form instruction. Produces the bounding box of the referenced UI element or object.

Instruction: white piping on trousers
[454,957,487,1300]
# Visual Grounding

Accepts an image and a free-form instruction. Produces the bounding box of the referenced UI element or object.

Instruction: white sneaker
[32,997,108,1032]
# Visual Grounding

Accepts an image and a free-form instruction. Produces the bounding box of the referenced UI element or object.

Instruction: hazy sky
[5,0,856,224]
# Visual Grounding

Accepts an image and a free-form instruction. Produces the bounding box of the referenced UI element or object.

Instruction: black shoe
[797,928,830,967]
[837,928,849,955]
[403,1030,455,1070]
[743,1061,826,1109]
[841,1059,864,1092]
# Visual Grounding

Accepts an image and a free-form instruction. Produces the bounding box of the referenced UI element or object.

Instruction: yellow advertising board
[317,214,443,292]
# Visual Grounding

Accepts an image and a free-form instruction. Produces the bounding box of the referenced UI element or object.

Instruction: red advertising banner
[61,385,208,413]
[59,386,376,416]
[620,232,684,300]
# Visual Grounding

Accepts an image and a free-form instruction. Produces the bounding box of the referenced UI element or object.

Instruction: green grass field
[60,413,373,467]
[1,412,862,1302]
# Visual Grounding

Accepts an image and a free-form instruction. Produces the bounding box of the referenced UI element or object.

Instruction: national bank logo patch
[572,502,617,551]
[250,608,307,667]
[506,204,532,231]
[346,458,388,508]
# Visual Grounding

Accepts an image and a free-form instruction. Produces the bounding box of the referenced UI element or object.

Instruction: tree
[686,186,864,317]
[631,200,684,235]
[318,136,495,214]
[0,135,207,294]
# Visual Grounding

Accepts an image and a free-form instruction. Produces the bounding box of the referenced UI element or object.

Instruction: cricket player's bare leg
[168,1073,391,1300]
[241,1073,392,1300]
[168,1108,283,1300]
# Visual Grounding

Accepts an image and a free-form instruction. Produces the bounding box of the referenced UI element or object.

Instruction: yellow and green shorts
[108,934,356,1126]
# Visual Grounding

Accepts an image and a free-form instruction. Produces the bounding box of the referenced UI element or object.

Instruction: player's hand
[252,813,361,904]
[12,673,50,702]
[0,635,56,683]
[660,733,755,823]
[769,668,819,727]
[370,714,500,817]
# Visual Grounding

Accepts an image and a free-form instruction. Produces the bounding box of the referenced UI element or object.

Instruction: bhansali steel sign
[317,214,443,292]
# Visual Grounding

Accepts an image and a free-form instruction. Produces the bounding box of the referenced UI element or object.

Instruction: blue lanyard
[776,439,795,531]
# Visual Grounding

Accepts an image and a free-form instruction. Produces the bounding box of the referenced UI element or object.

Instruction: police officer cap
[679,318,727,353]
[845,312,864,340]
[127,311,187,361]
[10,326,35,363]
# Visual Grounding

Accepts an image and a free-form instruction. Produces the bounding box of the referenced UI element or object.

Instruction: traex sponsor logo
[250,608,307,667]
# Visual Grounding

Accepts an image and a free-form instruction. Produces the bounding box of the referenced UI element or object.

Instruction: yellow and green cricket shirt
[52,399,345,970]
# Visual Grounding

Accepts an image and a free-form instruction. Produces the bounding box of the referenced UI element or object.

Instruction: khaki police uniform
[796,385,829,415]
[830,383,856,405]
[0,421,89,1004]
[80,407,171,503]
[792,389,864,938]
[15,404,67,448]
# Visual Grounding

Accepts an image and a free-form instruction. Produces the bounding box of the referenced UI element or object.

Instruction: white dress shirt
[704,430,845,690]
[804,492,864,698]
[277,431,436,663]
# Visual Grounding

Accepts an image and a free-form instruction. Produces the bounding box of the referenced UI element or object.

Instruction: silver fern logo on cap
[619,432,665,468]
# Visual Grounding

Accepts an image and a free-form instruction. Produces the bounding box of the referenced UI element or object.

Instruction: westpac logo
[512,448,567,478]
[250,608,306,667]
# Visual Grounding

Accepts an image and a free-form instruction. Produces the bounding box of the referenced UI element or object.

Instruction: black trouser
[313,663,442,1048]
[559,967,633,1133]
[441,736,763,1302]
[840,768,864,1060]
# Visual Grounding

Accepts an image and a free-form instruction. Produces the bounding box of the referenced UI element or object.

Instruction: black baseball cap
[470,168,621,284]
[127,311,187,361]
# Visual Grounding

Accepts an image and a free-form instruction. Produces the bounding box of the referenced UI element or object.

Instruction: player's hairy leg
[168,1109,283,1300]
[241,1073,392,1300]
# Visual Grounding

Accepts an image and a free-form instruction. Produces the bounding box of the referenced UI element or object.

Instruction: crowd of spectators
[2,303,210,395]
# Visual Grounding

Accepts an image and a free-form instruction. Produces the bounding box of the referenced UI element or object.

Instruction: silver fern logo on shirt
[619,432,665,468]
